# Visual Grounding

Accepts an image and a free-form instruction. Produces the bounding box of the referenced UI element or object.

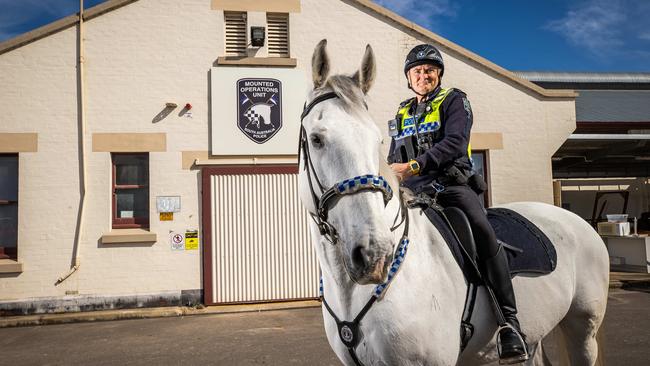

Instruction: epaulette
[399,97,415,108]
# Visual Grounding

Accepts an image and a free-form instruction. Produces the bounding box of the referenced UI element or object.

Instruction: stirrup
[496,323,529,365]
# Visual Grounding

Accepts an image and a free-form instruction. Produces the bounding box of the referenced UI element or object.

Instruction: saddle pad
[423,206,556,278]
[487,207,557,275]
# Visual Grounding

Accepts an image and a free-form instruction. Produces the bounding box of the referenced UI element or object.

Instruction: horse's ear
[312,39,330,89]
[356,44,375,94]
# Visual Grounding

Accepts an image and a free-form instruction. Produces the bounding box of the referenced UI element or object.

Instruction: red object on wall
[185,103,192,110]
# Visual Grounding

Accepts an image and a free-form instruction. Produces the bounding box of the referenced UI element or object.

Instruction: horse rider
[388,44,529,364]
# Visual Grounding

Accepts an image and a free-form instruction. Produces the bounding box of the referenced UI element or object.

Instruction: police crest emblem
[237,78,282,144]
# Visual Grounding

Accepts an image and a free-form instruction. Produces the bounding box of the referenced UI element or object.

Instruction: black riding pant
[435,184,500,260]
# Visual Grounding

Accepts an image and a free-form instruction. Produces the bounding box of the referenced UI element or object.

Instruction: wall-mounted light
[251,26,265,47]
[185,103,192,110]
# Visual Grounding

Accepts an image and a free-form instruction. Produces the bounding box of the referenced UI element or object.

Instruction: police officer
[388,44,528,363]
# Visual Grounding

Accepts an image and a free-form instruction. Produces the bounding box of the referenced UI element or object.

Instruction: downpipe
[57,0,86,284]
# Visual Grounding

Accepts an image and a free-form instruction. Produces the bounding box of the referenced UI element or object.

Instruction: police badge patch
[237,78,282,144]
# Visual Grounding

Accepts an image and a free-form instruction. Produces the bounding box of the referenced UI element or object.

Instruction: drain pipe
[57,0,86,284]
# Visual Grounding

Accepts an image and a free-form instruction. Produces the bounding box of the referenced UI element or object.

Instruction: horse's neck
[321,207,466,320]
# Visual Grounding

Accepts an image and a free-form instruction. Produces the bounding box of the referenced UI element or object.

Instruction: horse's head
[299,39,399,285]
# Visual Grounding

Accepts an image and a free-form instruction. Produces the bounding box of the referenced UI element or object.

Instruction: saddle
[420,204,557,350]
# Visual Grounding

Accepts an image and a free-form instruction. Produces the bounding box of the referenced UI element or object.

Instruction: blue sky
[1,0,648,72]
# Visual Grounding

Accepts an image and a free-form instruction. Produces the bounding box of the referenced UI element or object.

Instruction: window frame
[0,153,19,260]
[472,150,491,207]
[111,152,150,229]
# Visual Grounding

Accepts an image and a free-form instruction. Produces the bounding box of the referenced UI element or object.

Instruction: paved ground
[1,285,649,365]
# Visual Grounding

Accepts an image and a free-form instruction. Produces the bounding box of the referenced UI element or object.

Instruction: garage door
[202,165,319,305]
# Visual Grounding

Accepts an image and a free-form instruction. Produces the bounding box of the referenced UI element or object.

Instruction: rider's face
[408,64,440,96]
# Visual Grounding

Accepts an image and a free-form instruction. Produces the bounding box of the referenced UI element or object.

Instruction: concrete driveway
[1,287,649,365]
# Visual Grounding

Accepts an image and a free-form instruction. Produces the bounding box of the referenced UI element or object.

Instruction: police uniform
[388,85,473,193]
[391,42,529,362]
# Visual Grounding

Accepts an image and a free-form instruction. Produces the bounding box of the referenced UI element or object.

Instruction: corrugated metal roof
[514,72,650,84]
[576,90,650,122]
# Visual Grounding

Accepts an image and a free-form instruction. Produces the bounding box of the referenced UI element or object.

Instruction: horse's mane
[321,74,368,118]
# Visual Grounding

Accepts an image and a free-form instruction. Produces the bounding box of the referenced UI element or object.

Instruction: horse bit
[299,91,412,366]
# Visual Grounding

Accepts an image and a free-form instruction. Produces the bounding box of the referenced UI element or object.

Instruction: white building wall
[0,0,575,304]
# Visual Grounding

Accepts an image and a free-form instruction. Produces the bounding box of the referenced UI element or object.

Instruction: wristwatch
[408,159,420,176]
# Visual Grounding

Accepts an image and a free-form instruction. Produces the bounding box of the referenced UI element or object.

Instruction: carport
[517,72,650,272]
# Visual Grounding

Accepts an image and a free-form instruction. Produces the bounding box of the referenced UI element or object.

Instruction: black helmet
[404,44,444,78]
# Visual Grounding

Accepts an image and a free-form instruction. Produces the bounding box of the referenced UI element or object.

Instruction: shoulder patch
[462,96,472,119]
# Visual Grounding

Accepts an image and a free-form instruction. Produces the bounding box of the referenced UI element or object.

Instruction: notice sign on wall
[170,232,184,251]
[238,78,282,144]
[211,67,306,155]
[185,230,198,250]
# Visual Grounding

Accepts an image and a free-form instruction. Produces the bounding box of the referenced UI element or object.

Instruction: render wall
[0,0,575,304]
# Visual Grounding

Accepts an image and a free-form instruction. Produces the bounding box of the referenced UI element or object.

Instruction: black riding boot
[483,247,529,364]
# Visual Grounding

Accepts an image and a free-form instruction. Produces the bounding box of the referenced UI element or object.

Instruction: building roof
[0,0,575,99]
[515,71,650,91]
[576,90,650,123]
[514,72,650,84]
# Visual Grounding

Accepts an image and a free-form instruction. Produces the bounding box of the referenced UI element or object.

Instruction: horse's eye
[310,133,324,148]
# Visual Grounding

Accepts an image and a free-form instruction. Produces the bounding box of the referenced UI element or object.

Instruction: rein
[299,91,412,366]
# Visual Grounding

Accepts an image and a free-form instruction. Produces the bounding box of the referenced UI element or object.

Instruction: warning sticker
[170,232,184,251]
[160,212,174,221]
[185,230,199,250]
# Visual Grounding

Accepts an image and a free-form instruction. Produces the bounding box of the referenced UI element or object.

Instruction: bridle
[299,91,396,245]
[299,90,411,366]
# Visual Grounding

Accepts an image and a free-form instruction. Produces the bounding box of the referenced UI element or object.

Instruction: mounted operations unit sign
[211,67,306,155]
[238,78,282,144]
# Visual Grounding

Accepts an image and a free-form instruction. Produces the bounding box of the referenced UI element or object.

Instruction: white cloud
[374,0,458,32]
[545,0,626,55]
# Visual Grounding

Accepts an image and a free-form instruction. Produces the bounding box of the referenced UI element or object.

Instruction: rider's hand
[390,163,413,182]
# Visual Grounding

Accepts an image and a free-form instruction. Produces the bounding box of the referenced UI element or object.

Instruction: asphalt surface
[1,287,649,366]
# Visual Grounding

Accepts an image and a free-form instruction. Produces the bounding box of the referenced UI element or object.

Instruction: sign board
[185,230,198,250]
[160,212,173,221]
[237,78,282,144]
[211,67,307,155]
[170,232,184,251]
[157,196,181,213]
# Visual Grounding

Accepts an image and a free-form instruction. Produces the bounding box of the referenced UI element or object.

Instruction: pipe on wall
[57,0,86,284]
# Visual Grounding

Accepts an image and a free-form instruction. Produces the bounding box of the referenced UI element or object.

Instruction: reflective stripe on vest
[394,88,471,158]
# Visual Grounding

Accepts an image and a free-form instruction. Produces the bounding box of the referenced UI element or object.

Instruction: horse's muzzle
[349,246,391,284]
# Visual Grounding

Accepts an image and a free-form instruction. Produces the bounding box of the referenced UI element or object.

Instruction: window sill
[216,56,297,67]
[0,259,23,273]
[101,229,157,244]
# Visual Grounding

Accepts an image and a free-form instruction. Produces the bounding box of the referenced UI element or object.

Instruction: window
[471,150,490,207]
[267,13,289,57]
[224,11,247,56]
[112,153,149,229]
[0,154,18,260]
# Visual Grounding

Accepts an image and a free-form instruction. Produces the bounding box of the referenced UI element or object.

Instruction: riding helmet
[403,44,444,78]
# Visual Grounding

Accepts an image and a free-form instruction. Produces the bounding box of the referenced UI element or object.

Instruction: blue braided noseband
[318,174,393,216]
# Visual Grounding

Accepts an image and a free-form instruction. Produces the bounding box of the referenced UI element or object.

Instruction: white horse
[298,39,610,366]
